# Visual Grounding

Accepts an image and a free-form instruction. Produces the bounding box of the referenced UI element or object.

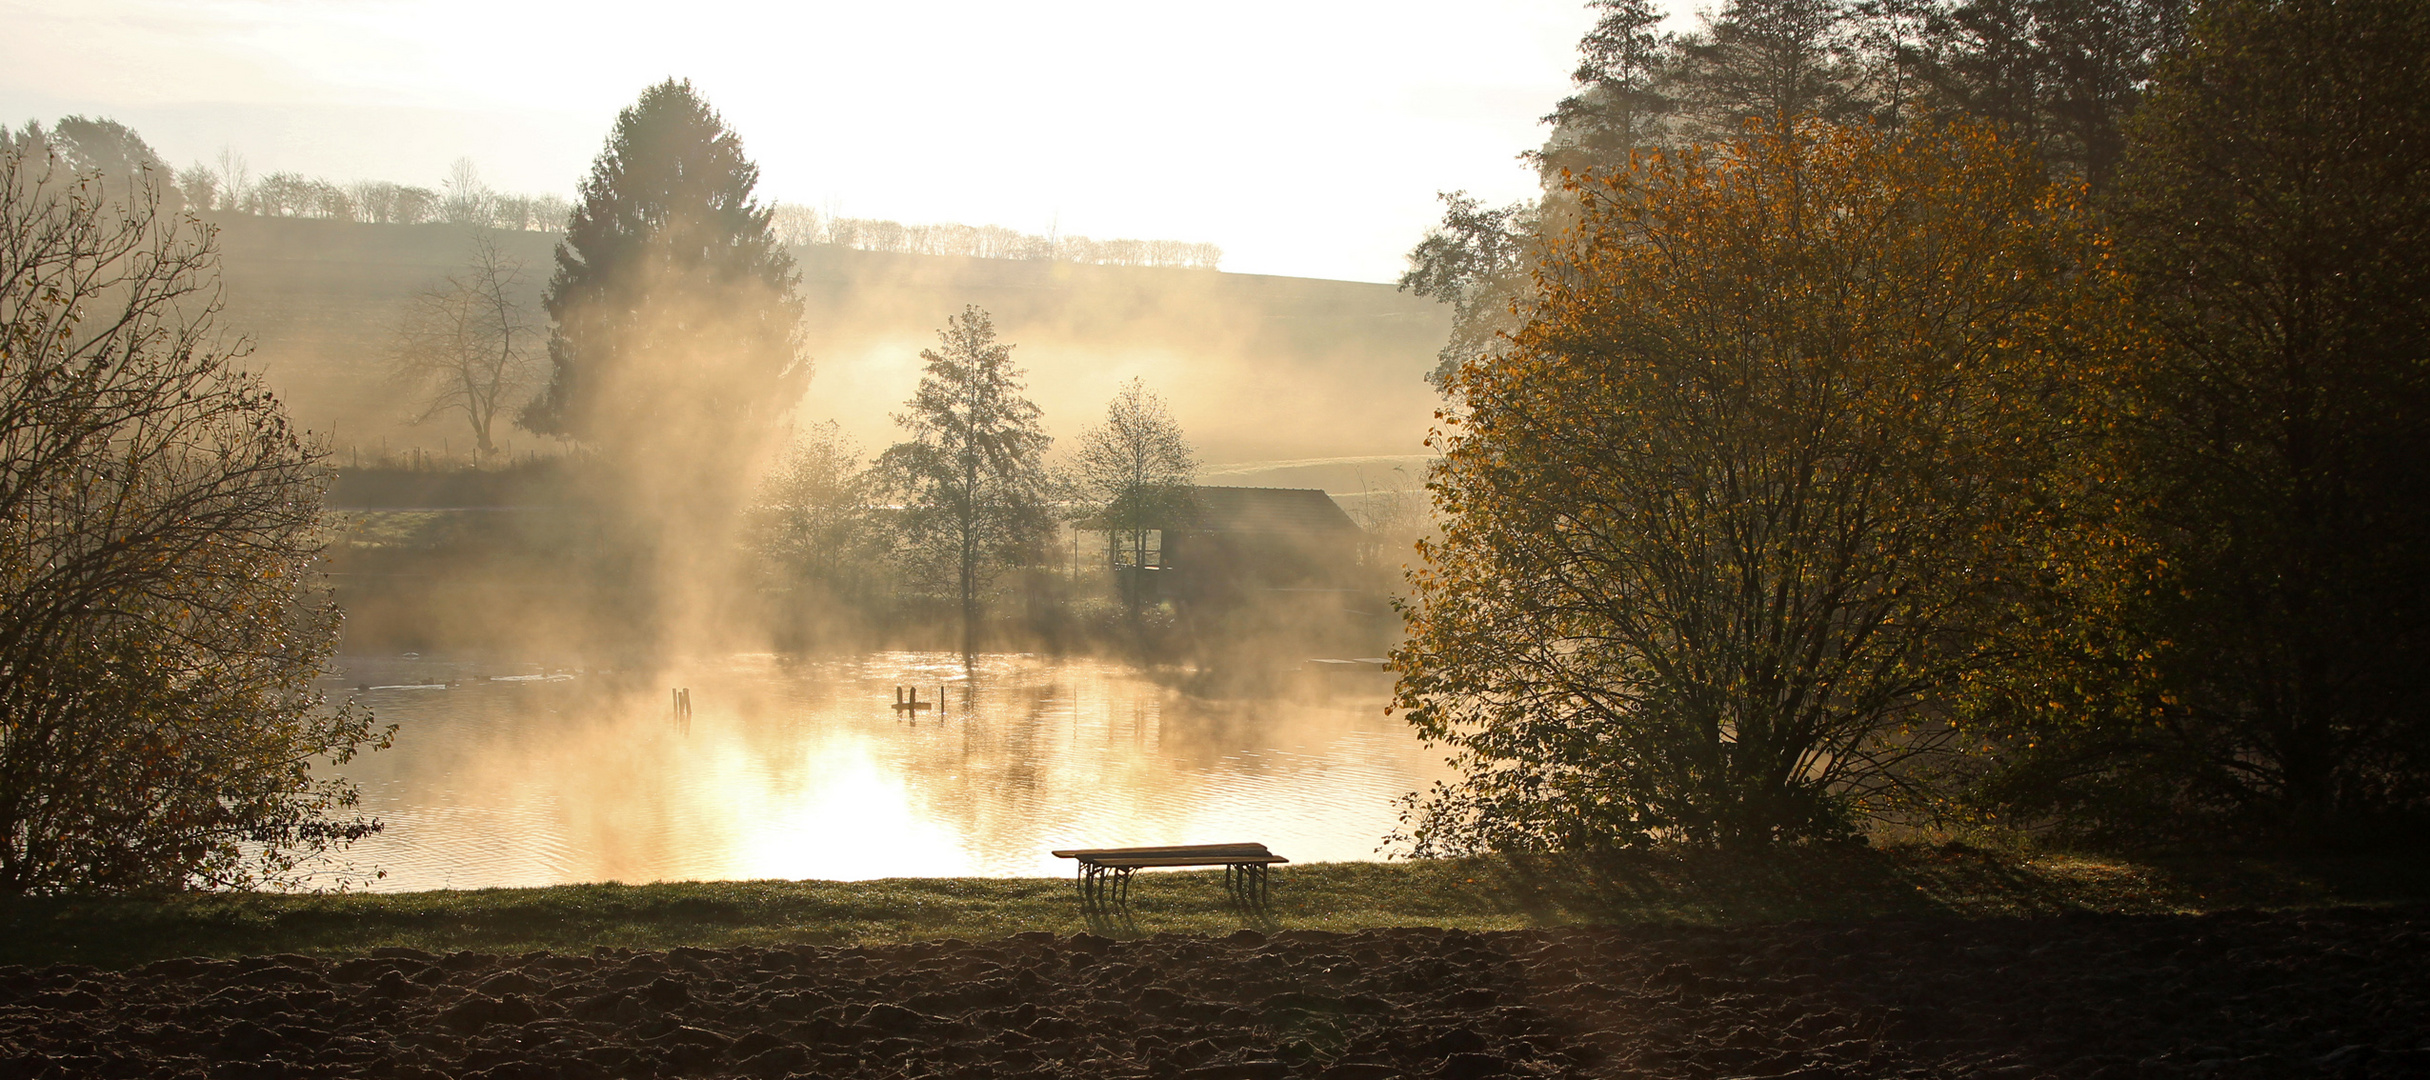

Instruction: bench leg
[1077,863,1142,914]
[1078,861,1272,916]
[1225,863,1270,910]
[1079,862,1109,910]
[1222,862,1255,908]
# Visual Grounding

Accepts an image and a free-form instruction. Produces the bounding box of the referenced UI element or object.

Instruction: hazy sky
[3,0,1699,282]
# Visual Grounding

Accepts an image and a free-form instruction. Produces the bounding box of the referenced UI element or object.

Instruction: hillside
[208,215,1452,492]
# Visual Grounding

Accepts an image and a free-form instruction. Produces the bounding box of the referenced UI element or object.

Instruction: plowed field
[3,905,2424,1079]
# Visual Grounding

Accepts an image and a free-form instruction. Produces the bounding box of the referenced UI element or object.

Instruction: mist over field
[210,200,1450,493]
[7,18,2429,1079]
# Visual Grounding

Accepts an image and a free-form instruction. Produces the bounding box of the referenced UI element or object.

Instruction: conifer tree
[520,79,809,650]
[521,79,806,447]
[1539,0,1676,173]
[2084,0,2430,834]
[1670,0,1870,137]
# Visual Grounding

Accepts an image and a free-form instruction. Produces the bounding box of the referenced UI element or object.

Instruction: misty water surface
[320,653,1448,891]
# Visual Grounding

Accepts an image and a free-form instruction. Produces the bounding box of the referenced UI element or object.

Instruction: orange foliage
[1393,118,2136,851]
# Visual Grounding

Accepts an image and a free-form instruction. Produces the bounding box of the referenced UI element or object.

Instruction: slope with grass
[210,215,1451,477]
[7,846,2422,969]
[5,849,2424,1080]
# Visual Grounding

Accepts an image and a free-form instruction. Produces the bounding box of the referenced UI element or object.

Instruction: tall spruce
[1901,0,2189,187]
[521,79,806,446]
[1670,0,1871,136]
[520,79,809,651]
[1539,0,1677,174]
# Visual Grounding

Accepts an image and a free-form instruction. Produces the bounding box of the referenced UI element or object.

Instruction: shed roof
[1183,486,1361,535]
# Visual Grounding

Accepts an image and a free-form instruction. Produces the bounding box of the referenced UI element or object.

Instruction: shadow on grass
[1482,841,2430,926]
[7,846,2426,970]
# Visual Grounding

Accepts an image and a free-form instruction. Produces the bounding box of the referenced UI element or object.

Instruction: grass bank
[6,844,2424,970]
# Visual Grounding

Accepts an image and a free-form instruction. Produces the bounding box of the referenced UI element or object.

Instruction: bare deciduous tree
[441,157,493,229]
[0,147,384,894]
[390,232,539,458]
[175,163,219,213]
[213,146,250,212]
[750,421,892,644]
[1073,378,1195,615]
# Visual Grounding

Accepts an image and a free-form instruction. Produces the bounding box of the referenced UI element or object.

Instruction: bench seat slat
[1051,843,1272,859]
[1081,855,1290,868]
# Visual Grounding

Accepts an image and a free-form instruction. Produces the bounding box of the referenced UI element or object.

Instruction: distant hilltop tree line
[0,118,1219,269]
[768,205,1222,271]
[0,120,574,231]
[171,152,573,232]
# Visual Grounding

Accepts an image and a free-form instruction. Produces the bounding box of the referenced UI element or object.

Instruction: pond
[317,652,1450,891]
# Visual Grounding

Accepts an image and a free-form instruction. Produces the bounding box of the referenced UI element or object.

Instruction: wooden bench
[1050,843,1288,909]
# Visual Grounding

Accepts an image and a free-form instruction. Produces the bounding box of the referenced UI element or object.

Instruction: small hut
[1135,486,1365,608]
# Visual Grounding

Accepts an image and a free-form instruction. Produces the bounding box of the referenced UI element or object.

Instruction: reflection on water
[321,653,1448,891]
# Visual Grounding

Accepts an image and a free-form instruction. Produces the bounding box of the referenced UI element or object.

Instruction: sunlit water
[315,652,1449,891]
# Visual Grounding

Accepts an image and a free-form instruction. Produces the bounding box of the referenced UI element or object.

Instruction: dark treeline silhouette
[1408,0,2188,382]
[1538,0,2188,184]
[1393,0,2430,851]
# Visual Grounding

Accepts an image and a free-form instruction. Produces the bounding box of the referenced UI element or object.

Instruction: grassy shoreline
[7,845,2424,970]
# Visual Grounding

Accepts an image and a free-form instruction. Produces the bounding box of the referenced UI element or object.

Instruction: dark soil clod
[0,905,2424,1078]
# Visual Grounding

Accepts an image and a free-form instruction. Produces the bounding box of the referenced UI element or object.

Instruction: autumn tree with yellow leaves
[1392,118,2132,852]
[0,149,385,893]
